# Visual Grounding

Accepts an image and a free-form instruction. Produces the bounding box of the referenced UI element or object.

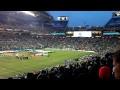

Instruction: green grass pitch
[0,49,95,79]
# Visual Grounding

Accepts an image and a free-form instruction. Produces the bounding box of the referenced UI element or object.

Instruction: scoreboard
[112,11,120,17]
[57,16,68,21]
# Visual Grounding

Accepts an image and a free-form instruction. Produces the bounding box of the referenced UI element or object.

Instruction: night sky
[48,11,115,27]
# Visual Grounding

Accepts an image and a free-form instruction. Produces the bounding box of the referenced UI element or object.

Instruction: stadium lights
[20,11,36,17]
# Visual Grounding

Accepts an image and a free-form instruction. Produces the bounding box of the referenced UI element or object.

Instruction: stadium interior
[0,11,120,79]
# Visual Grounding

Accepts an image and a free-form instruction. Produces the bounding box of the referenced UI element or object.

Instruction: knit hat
[99,66,111,79]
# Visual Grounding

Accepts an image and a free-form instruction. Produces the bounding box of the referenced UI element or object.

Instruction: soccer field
[0,49,95,79]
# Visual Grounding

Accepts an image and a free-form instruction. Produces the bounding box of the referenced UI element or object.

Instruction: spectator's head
[99,66,111,79]
[8,77,13,79]
[100,59,106,66]
[27,73,35,79]
[112,50,120,79]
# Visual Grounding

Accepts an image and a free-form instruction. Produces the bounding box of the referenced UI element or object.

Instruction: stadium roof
[0,11,54,22]
[32,11,54,20]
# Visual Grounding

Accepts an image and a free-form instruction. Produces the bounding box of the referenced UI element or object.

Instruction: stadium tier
[105,11,120,27]
[53,21,68,28]
[105,17,120,27]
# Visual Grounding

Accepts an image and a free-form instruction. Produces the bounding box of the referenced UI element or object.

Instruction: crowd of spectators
[68,26,120,31]
[0,33,120,56]
[0,21,52,35]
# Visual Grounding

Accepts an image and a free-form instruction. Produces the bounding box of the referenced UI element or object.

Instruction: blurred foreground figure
[112,50,120,79]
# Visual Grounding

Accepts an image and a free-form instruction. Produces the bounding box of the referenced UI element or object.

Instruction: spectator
[99,66,111,79]
[89,59,101,80]
[112,50,120,79]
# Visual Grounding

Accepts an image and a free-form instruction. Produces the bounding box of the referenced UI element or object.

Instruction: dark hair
[112,50,120,63]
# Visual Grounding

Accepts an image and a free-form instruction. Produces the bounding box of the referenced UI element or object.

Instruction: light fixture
[20,11,35,17]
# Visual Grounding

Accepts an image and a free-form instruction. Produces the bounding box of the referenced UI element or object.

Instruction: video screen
[72,31,92,37]
[57,16,68,21]
[103,32,120,35]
